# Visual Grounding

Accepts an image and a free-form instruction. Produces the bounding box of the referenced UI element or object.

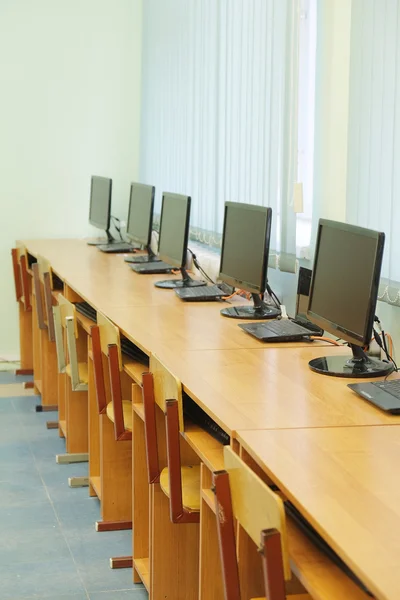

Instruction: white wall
[0,0,142,357]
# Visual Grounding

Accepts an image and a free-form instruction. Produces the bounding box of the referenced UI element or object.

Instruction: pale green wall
[0,0,142,358]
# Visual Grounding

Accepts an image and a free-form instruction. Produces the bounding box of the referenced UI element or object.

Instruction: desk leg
[18,301,33,371]
[99,414,132,525]
[151,483,199,600]
[40,331,58,408]
[65,387,88,454]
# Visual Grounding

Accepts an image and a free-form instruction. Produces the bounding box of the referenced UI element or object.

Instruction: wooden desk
[236,426,400,600]
[152,346,400,434]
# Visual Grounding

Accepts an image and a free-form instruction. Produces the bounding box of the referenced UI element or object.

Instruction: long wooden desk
[236,426,400,600]
[16,238,400,599]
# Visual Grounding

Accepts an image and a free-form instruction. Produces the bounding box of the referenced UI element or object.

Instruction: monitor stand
[155,268,206,289]
[125,245,161,264]
[220,293,281,320]
[309,344,393,378]
[87,230,116,246]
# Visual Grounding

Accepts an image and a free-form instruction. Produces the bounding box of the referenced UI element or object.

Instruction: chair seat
[160,465,201,511]
[65,362,88,384]
[106,400,132,431]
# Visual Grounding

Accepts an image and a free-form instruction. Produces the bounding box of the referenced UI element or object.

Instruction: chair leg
[23,381,34,389]
[110,556,133,569]
[261,529,287,600]
[213,470,241,600]
[56,453,88,464]
[68,476,89,488]
[46,421,59,429]
[16,369,33,375]
[36,404,58,412]
[96,520,132,532]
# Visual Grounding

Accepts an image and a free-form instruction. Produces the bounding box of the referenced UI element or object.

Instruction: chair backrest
[214,446,291,600]
[97,312,122,368]
[143,354,198,523]
[53,295,82,389]
[93,312,129,440]
[37,255,55,341]
[150,354,184,431]
[11,248,23,301]
[32,263,46,330]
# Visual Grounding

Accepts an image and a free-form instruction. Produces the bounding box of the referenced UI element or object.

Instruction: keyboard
[75,301,97,322]
[175,284,227,301]
[124,255,161,264]
[348,379,400,414]
[291,317,324,336]
[130,261,172,274]
[120,337,149,366]
[183,394,230,445]
[239,319,316,342]
[285,501,373,596]
[97,242,135,253]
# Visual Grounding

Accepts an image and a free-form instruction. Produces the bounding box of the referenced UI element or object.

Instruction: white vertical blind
[347,0,400,304]
[140,0,301,267]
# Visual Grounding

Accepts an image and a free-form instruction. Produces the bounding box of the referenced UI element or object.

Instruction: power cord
[188,249,216,284]
[111,216,123,241]
[265,282,281,311]
[373,316,398,371]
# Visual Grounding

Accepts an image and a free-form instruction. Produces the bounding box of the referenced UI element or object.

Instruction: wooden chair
[90,311,133,551]
[31,254,58,412]
[213,446,310,600]
[92,312,132,441]
[142,354,200,523]
[11,246,33,377]
[52,294,89,474]
[137,354,200,598]
[53,295,89,392]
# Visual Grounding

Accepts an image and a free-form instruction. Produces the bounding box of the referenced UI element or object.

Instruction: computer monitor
[155,192,205,289]
[124,182,158,262]
[88,175,114,244]
[219,202,280,319]
[307,219,392,378]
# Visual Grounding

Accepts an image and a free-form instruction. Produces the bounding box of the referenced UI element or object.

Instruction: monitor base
[155,279,206,289]
[220,305,281,320]
[309,355,393,378]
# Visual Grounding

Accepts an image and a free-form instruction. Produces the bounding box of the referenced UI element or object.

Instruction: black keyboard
[75,301,97,322]
[124,255,161,264]
[285,501,372,596]
[240,319,314,342]
[120,337,149,366]
[348,378,400,414]
[130,261,172,274]
[291,317,324,335]
[373,378,400,398]
[183,394,230,445]
[97,242,135,253]
[175,285,227,302]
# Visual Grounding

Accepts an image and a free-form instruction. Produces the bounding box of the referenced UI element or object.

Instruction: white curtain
[140,0,301,270]
[347,0,400,305]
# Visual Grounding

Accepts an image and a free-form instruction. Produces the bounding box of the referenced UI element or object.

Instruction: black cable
[373,327,398,372]
[111,216,123,241]
[265,282,281,310]
[188,249,215,284]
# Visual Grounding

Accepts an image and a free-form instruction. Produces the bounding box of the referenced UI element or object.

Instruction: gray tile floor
[0,373,147,600]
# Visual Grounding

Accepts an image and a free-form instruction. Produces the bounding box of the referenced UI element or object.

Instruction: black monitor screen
[89,176,112,231]
[126,183,155,246]
[158,193,191,268]
[219,203,272,294]
[307,219,385,346]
